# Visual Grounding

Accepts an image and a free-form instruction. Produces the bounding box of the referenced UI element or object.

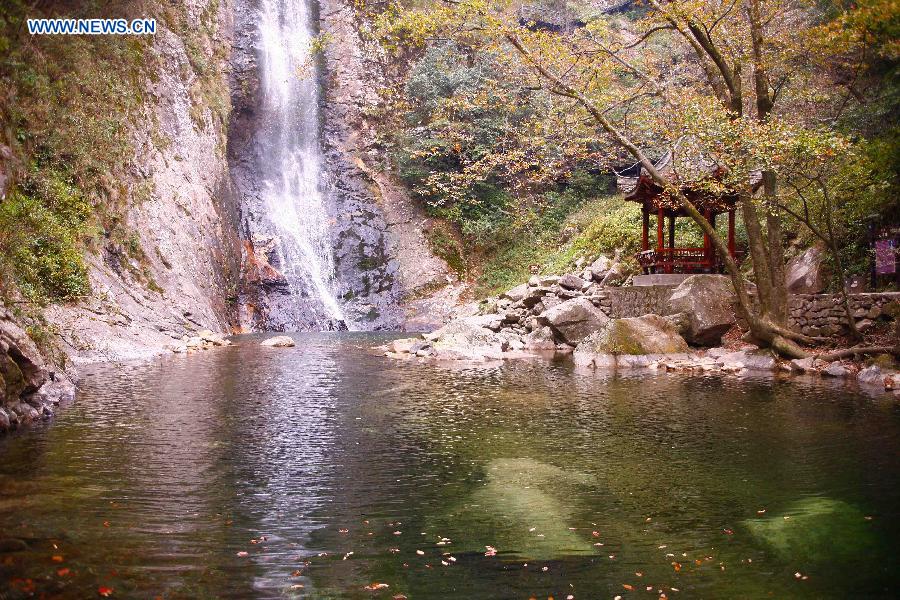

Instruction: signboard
[875,238,896,275]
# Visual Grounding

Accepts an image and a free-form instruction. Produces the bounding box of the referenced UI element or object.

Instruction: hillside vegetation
[362,0,898,299]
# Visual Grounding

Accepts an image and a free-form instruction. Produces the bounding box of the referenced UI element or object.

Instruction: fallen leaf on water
[56,568,70,577]
[98,586,114,597]
[291,570,302,577]
[622,584,634,591]
[591,531,600,538]
[103,521,110,527]
[364,582,389,591]
[51,555,64,563]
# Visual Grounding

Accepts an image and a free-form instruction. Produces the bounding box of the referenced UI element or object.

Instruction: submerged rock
[426,458,598,560]
[745,497,875,563]
[260,335,296,347]
[666,275,736,346]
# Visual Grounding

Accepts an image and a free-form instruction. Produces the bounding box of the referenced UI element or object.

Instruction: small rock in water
[823,362,849,378]
[260,336,295,347]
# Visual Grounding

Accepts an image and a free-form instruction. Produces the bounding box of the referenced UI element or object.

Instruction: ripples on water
[1,333,898,598]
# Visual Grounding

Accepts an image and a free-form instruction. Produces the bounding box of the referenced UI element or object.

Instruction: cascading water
[253,0,346,329]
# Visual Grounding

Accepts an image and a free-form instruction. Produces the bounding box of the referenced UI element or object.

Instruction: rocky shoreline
[380,259,900,397]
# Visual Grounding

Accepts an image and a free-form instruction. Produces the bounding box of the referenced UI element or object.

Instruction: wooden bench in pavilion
[617,150,754,275]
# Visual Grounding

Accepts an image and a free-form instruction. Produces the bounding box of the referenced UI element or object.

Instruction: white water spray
[257,0,345,326]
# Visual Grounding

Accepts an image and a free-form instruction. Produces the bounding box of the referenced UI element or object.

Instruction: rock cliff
[40,0,243,363]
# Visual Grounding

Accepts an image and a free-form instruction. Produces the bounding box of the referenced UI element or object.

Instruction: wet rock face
[228,0,405,331]
[323,143,405,329]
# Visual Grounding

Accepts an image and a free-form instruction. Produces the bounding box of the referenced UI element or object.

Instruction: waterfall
[255,0,346,329]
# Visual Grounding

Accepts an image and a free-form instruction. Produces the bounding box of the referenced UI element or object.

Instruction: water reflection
[0,333,898,599]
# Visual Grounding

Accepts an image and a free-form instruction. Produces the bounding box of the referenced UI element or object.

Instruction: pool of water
[1,333,898,599]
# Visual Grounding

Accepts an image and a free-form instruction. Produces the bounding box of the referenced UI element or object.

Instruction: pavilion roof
[616,140,762,213]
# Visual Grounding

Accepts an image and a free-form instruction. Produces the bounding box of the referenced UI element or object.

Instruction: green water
[1,333,898,598]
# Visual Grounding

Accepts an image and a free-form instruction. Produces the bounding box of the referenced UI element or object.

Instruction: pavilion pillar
[641,205,649,251]
[703,208,712,269]
[728,209,736,258]
[668,215,675,250]
[656,206,664,252]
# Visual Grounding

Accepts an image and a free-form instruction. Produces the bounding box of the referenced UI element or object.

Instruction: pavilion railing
[635,248,744,274]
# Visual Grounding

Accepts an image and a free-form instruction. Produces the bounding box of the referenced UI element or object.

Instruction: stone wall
[593,286,678,318]
[788,292,900,336]
[590,284,899,339]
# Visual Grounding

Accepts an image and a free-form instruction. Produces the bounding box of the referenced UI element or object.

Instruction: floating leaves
[364,582,389,591]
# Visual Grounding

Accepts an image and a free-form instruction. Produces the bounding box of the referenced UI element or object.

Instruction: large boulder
[537,297,610,345]
[523,326,557,351]
[429,315,507,359]
[575,314,689,358]
[558,273,588,291]
[666,275,737,346]
[588,255,613,281]
[501,283,529,302]
[0,308,48,404]
[786,245,827,294]
[1,307,74,432]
